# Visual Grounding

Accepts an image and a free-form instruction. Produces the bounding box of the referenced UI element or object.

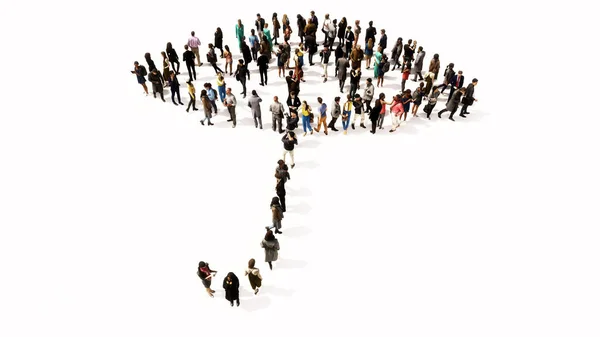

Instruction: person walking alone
[261,230,280,270]
[168,71,183,106]
[270,96,285,133]
[182,45,196,81]
[224,88,237,127]
[186,81,198,112]
[266,196,284,234]
[245,259,263,295]
[314,97,328,135]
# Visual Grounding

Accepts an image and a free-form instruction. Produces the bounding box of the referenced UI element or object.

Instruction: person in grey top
[424,85,440,119]
[336,55,350,93]
[269,96,285,133]
[224,88,237,128]
[412,46,425,81]
[363,78,375,114]
[327,96,342,132]
[247,90,263,129]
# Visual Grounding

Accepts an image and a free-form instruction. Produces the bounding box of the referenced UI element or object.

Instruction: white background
[1,0,598,336]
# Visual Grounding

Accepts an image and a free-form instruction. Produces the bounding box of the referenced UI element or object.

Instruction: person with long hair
[161,51,170,86]
[223,272,240,307]
[223,45,233,75]
[216,72,226,103]
[131,61,149,95]
[412,82,425,117]
[144,52,157,72]
[214,27,224,57]
[197,261,217,297]
[373,46,382,80]
[400,89,414,122]
[300,100,313,136]
[166,42,180,75]
[281,130,297,169]
[199,90,214,126]
[207,44,224,74]
[337,17,347,45]
[245,259,263,295]
[365,38,374,69]
[423,85,440,119]
[376,92,391,130]
[377,54,388,87]
[261,230,280,270]
[266,196,284,234]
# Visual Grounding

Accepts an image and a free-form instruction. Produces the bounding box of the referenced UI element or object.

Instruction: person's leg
[289,150,294,166]
[253,114,258,127]
[186,94,193,112]
[302,115,308,132]
[268,261,272,270]
[449,107,457,120]
[460,104,468,116]
[232,108,237,126]
[171,89,177,104]
[438,108,448,118]
[258,115,263,128]
[272,116,277,131]
[371,119,377,133]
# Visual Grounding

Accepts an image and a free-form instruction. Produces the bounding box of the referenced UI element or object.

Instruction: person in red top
[401,67,410,92]
[389,94,404,132]
[197,261,217,297]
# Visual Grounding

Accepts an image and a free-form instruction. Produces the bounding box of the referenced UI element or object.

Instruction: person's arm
[231,96,237,106]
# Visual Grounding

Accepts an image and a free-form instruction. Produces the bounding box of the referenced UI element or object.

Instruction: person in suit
[247,90,263,129]
[437,87,466,121]
[256,13,266,39]
[365,21,377,45]
[286,91,301,116]
[168,71,183,106]
[166,42,180,75]
[182,45,196,81]
[448,70,465,101]
[378,29,388,52]
[148,69,165,102]
[257,53,269,86]
[337,53,350,93]
[270,96,285,133]
[344,27,354,56]
[438,62,455,94]
[459,78,478,117]
[233,59,250,98]
[412,46,426,81]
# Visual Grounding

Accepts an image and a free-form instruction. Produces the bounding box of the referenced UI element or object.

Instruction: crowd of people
[129,10,480,307]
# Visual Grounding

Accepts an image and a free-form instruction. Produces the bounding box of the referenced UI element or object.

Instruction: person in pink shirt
[188,31,203,67]
[389,94,404,132]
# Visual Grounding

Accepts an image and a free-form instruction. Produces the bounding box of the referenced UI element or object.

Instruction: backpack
[139,65,147,76]
[211,88,217,100]
[383,61,390,73]
[207,51,217,63]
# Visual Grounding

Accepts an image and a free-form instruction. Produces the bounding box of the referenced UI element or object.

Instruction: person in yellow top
[216,72,226,103]
[186,81,198,112]
[300,100,313,136]
[341,94,353,134]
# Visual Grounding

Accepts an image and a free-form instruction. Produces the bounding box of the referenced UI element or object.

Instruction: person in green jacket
[235,19,244,50]
[263,23,273,50]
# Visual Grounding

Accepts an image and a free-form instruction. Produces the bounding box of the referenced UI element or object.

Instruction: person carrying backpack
[131,61,149,95]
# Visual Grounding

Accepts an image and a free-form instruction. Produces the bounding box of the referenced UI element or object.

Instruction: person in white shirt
[224,88,237,127]
[187,31,203,67]
[322,14,334,46]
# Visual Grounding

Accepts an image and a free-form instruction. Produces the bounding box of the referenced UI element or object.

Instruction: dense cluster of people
[129,10,481,307]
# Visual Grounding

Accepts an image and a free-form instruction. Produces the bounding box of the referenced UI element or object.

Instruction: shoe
[193,108,198,111]
[310,130,313,135]
[351,124,355,129]
[460,114,466,118]
[186,109,189,112]
[227,119,232,122]
[179,102,184,105]
[232,124,236,128]
[332,128,339,132]
[360,123,366,128]
[275,230,282,234]
[237,301,240,307]
[291,163,295,168]
[325,132,328,135]
[254,288,259,295]
[208,122,214,126]
[343,130,347,135]
[260,126,263,129]
[464,112,470,114]
[437,113,442,118]
[173,102,178,106]
[370,130,375,134]
[389,129,395,132]
[260,83,264,86]
[449,117,455,121]
[230,302,234,307]
[200,120,205,125]
[303,132,307,136]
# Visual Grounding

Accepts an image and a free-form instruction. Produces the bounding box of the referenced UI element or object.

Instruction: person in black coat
[148,69,165,102]
[378,29,387,52]
[275,159,291,183]
[257,54,269,86]
[305,34,317,66]
[447,70,465,102]
[402,39,415,71]
[144,52,157,72]
[297,15,306,43]
[286,91,301,116]
[182,45,196,81]
[459,78,478,116]
[437,87,466,121]
[168,71,184,106]
[365,21,376,45]
[234,59,250,97]
[223,272,240,307]
[344,27,354,56]
[337,17,347,45]
[334,44,344,76]
[214,27,224,57]
[166,42,180,74]
[241,40,252,66]
[281,131,297,170]
[286,112,299,131]
[369,93,384,134]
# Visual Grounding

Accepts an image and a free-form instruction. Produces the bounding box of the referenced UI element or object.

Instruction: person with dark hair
[402,39,415,71]
[401,67,410,92]
[223,272,240,307]
[270,96,285,133]
[204,82,218,115]
[369,93,385,134]
[234,59,250,98]
[389,94,404,132]
[297,14,306,43]
[275,159,291,183]
[423,85,440,119]
[286,91,301,116]
[376,93,392,129]
[438,62,455,94]
[412,82,425,117]
[148,69,165,102]
[400,89,413,122]
[272,13,281,45]
[161,52,171,85]
[328,96,341,131]
[182,45,196,81]
[429,53,441,80]
[257,53,269,86]
[256,13,266,39]
[224,87,237,127]
[241,38,253,65]
[437,87,467,121]
[344,26,354,55]
[365,21,377,45]
[391,38,403,71]
[200,90,214,126]
[448,70,464,101]
[131,61,149,95]
[363,78,374,115]
[247,90,263,129]
[263,22,273,52]
[350,67,361,98]
[314,97,328,135]
[166,42,180,75]
[248,29,259,62]
[188,31,203,66]
[207,44,224,74]
[341,94,353,135]
[459,78,478,117]
[245,259,263,295]
[282,131,297,169]
[266,196,284,233]
[261,230,280,270]
[337,53,350,93]
[214,27,224,57]
[378,29,387,52]
[319,45,331,82]
[351,94,365,129]
[144,52,157,72]
[197,261,217,297]
[168,71,183,106]
[412,46,425,81]
[223,45,233,76]
[186,81,197,112]
[286,70,299,94]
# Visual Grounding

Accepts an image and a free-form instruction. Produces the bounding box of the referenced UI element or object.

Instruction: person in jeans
[341,94,353,134]
[168,71,184,106]
[314,97,328,135]
[200,90,214,126]
[328,96,341,131]
[247,90,263,129]
[216,72,226,103]
[269,96,285,133]
[182,45,196,81]
[300,101,313,136]
[224,88,237,127]
[281,131,297,169]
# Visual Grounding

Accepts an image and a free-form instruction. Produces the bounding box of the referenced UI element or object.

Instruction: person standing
[423,85,440,119]
[261,230,280,270]
[182,45,196,81]
[216,72,226,103]
[437,87,466,121]
[376,93,391,130]
[341,94,353,135]
[241,39,253,66]
[168,71,183,106]
[270,96,285,133]
[351,94,366,129]
[365,21,377,45]
[144,52,157,72]
[401,67,410,92]
[286,91,301,116]
[161,52,171,86]
[224,87,237,127]
[300,101,314,136]
[223,45,233,75]
[389,94,404,132]
[319,45,331,82]
[364,38,374,69]
[296,14,306,44]
[200,90,214,126]
[235,20,245,51]
[223,272,240,307]
[369,94,383,134]
[234,59,250,98]
[363,78,374,115]
[402,39,415,71]
[148,69,166,102]
[400,89,413,122]
[187,32,202,67]
[429,53,441,80]
[391,38,403,71]
[245,259,263,295]
[247,90,263,129]
[275,175,287,213]
[281,131,297,169]
[166,42,180,75]
[266,196,284,234]
[314,97,328,135]
[337,17,347,45]
[344,27,354,56]
[328,96,341,131]
[350,67,361,98]
[214,27,224,57]
[448,70,465,101]
[424,71,435,95]
[378,29,388,52]
[256,13,266,39]
[272,13,281,45]
[249,29,259,62]
[337,53,350,93]
[412,83,425,117]
[257,53,269,86]
[459,78,478,117]
[263,23,273,51]
[204,83,218,115]
[185,81,198,112]
[131,61,149,95]
[373,46,383,79]
[197,261,217,297]
[285,112,299,131]
[412,46,425,81]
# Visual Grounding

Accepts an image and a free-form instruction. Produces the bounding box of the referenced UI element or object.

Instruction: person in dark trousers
[224,87,237,127]
[286,111,299,131]
[257,53,269,85]
[234,59,250,98]
[369,93,384,133]
[245,259,263,295]
[144,52,157,72]
[349,67,361,99]
[378,29,387,52]
[186,81,198,112]
[328,96,341,131]
[286,91,301,116]
[344,27,354,56]
[438,87,466,121]
[261,230,280,270]
[182,45,196,81]
[241,39,253,65]
[363,78,374,114]
[266,196,284,233]
[247,90,263,129]
[412,46,425,81]
[286,71,299,94]
[214,27,224,57]
[168,71,183,106]
[207,44,224,74]
[402,39,415,71]
[365,21,377,45]
[281,131,297,170]
[166,42,180,74]
[197,261,217,297]
[438,63,455,94]
[423,85,440,119]
[448,70,465,101]
[275,174,287,212]
[270,96,285,133]
[334,44,344,77]
[131,61,149,95]
[223,272,240,307]
[148,69,165,102]
[459,78,478,117]
[305,34,317,66]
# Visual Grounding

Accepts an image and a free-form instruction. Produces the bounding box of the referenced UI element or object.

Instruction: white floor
[1,1,598,336]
